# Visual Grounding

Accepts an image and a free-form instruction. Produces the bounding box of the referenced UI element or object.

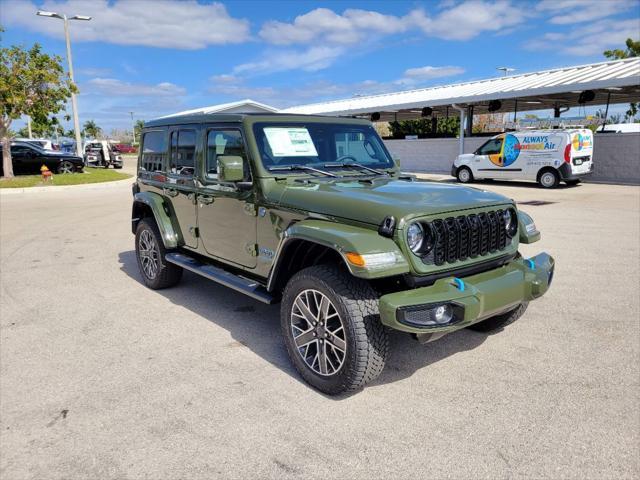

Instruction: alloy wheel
[290,289,346,376]
[138,229,159,279]
[59,161,74,174]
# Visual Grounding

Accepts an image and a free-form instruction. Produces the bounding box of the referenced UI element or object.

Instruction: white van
[452,129,594,188]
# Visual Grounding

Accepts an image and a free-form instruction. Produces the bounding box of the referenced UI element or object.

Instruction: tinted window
[477,138,503,155]
[141,131,166,172]
[206,129,246,179]
[170,129,196,176]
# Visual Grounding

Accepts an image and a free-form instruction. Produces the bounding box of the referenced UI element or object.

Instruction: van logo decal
[572,133,591,151]
[489,133,520,167]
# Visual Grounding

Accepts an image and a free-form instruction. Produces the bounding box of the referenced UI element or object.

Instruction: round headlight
[504,208,517,237]
[407,222,424,254]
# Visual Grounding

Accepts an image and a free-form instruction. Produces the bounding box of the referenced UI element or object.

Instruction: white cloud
[398,65,466,85]
[86,78,186,97]
[208,64,464,108]
[525,18,640,56]
[258,1,528,46]
[536,0,633,25]
[232,46,346,75]
[2,0,250,49]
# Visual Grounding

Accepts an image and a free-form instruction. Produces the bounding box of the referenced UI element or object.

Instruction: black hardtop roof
[143,112,372,128]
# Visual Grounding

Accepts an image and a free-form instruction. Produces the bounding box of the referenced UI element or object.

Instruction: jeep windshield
[253,122,395,175]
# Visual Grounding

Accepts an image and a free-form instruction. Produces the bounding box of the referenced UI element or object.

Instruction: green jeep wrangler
[132,113,554,394]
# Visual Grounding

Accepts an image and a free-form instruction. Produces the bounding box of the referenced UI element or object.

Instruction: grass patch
[0,168,132,189]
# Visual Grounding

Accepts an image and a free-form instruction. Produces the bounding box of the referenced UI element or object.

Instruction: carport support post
[600,92,611,132]
[465,105,474,137]
[452,104,466,155]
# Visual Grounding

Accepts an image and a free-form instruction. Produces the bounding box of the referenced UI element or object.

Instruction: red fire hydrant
[41,164,53,182]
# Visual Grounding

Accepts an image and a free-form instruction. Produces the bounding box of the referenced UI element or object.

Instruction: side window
[477,138,503,155]
[170,129,196,176]
[140,131,166,172]
[206,129,246,180]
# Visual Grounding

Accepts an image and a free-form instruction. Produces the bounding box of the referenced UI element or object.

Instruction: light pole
[496,66,516,77]
[36,10,91,158]
[129,111,136,144]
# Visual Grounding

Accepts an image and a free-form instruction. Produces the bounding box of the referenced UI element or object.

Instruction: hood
[272,177,512,226]
[457,153,476,161]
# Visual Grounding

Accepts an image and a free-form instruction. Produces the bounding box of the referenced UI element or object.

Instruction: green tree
[82,120,101,139]
[134,119,144,144]
[16,116,63,138]
[604,38,639,120]
[1,33,76,178]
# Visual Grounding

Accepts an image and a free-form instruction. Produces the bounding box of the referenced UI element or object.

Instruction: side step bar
[165,252,275,304]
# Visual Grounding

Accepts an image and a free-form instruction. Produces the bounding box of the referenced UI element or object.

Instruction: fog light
[434,305,451,323]
[397,303,460,328]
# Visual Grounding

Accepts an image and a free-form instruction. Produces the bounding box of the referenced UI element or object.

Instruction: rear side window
[170,129,196,176]
[141,131,166,172]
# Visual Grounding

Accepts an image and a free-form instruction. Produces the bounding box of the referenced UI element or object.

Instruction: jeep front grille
[423,210,509,266]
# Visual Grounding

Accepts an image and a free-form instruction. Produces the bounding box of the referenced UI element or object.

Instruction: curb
[0,177,133,195]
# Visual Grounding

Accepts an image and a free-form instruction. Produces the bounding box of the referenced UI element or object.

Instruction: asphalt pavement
[1,170,638,479]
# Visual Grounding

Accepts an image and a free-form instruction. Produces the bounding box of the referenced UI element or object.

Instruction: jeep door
[165,128,199,248]
[196,127,257,268]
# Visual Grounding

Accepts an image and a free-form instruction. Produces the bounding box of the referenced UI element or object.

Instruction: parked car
[131,113,554,395]
[452,129,594,188]
[84,140,123,169]
[113,143,137,154]
[0,141,84,175]
[597,123,640,134]
[14,138,56,151]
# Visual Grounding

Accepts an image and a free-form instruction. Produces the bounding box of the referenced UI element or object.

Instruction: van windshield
[253,122,395,172]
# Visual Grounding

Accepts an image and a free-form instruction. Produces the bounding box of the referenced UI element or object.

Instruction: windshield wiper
[323,162,387,176]
[268,165,337,177]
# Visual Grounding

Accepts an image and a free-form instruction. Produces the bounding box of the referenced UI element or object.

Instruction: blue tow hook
[452,278,465,291]
[525,259,536,270]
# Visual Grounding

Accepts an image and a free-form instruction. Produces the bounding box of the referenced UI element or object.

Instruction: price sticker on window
[264,127,318,157]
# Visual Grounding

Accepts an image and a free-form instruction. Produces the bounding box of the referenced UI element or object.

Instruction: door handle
[163,187,178,197]
[199,195,214,205]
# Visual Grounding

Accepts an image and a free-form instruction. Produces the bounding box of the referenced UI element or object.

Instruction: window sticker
[264,127,318,157]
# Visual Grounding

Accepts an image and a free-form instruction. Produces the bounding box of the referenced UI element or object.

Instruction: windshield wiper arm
[268,165,337,177]
[323,162,387,176]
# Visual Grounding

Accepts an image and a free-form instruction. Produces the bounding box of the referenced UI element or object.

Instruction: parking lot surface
[1,173,638,479]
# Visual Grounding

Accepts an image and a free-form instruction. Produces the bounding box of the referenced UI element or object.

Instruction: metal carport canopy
[282,57,640,120]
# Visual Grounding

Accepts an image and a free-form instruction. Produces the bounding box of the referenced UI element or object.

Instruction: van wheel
[538,170,559,188]
[280,265,388,395]
[456,167,473,183]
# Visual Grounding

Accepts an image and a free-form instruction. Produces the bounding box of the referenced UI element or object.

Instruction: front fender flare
[267,219,410,290]
[132,191,181,248]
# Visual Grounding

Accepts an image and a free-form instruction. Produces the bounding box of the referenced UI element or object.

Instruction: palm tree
[134,119,144,144]
[82,120,102,139]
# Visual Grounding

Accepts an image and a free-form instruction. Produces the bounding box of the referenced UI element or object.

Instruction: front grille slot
[423,209,510,266]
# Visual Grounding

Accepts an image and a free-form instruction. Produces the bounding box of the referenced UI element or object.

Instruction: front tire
[135,219,183,289]
[456,166,473,183]
[467,302,528,333]
[280,265,388,395]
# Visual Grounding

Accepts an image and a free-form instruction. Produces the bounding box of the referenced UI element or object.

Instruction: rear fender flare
[132,191,181,248]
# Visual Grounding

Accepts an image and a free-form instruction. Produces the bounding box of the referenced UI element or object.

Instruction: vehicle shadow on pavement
[437,177,577,190]
[119,250,491,398]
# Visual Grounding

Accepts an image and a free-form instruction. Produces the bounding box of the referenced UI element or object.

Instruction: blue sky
[2,0,639,133]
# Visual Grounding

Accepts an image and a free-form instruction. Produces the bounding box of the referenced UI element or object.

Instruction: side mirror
[218,155,245,182]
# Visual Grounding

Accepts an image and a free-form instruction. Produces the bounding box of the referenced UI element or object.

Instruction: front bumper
[379,252,554,334]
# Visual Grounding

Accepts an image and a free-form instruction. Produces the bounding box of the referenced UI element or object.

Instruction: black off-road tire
[456,166,473,183]
[467,302,529,333]
[280,265,389,395]
[135,219,183,290]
